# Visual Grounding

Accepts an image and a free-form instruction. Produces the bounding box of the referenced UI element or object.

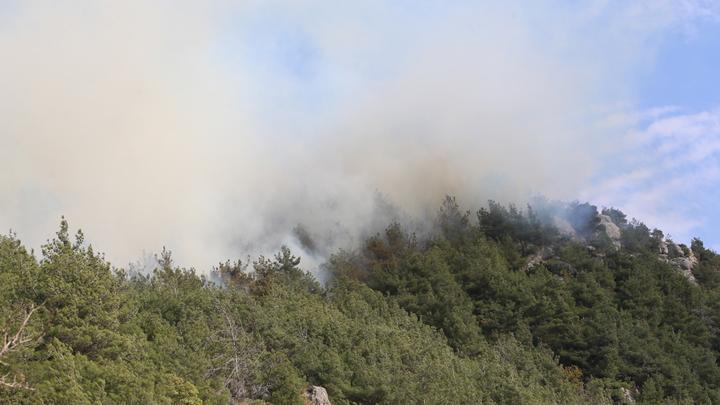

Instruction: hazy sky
[1,1,719,269]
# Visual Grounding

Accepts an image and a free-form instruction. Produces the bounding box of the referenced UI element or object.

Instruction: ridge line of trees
[1,198,720,403]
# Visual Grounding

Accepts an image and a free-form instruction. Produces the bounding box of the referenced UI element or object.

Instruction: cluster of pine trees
[2,197,720,404]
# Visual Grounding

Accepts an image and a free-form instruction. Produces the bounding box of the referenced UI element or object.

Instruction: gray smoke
[0,1,709,274]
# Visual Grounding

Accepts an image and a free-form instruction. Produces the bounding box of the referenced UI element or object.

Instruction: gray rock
[305,386,331,405]
[670,257,697,283]
[619,387,636,404]
[667,242,684,258]
[663,241,699,283]
[522,247,554,271]
[688,248,699,268]
[597,214,621,248]
[672,257,694,271]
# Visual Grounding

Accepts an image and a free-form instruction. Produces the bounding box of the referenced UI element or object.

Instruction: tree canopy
[2,199,720,404]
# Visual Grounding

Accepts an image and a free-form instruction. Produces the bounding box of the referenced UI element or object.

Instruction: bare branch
[1,303,41,359]
[0,373,33,391]
[0,302,43,391]
[205,301,268,400]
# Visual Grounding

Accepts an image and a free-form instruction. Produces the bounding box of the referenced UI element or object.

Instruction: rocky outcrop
[304,386,331,405]
[529,212,701,285]
[672,258,697,283]
[619,387,636,404]
[597,214,622,248]
[689,248,699,267]
[660,241,698,283]
[667,242,685,258]
[523,247,554,271]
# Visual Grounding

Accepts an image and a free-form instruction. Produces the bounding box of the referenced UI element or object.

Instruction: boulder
[672,257,694,271]
[305,386,331,405]
[667,242,684,258]
[619,387,636,404]
[665,243,699,284]
[688,248,699,268]
[597,214,621,248]
[522,247,554,271]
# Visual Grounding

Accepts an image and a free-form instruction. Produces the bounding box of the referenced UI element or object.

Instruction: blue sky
[584,15,720,250]
[638,20,720,110]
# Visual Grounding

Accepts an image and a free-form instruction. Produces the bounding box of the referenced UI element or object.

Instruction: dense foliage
[2,197,719,404]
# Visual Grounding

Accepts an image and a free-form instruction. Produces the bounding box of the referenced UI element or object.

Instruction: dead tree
[1,303,42,390]
[205,303,269,401]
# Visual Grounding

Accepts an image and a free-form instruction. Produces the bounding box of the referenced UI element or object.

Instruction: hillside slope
[2,198,720,404]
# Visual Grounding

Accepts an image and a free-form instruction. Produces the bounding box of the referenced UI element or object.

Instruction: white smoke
[0,1,712,273]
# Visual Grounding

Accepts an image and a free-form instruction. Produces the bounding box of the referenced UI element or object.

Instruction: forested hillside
[2,198,720,404]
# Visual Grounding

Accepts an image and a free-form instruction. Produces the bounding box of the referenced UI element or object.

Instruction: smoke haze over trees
[3,2,720,403]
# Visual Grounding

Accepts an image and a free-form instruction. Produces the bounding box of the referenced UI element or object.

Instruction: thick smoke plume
[0,1,704,273]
